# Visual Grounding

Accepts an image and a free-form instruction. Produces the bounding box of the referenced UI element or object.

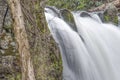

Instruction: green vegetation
[104,4,118,25]
[7,73,21,80]
[47,0,119,25]
[104,14,118,25]
[47,0,103,10]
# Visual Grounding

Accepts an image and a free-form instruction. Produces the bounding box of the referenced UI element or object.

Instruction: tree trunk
[7,0,35,80]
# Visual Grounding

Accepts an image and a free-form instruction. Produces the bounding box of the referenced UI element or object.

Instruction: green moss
[48,0,103,10]
[60,9,74,23]
[15,73,21,80]
[6,73,21,80]
[50,52,62,71]
[60,9,77,31]
[114,16,118,24]
[104,15,110,22]
[4,46,14,56]
[104,14,118,25]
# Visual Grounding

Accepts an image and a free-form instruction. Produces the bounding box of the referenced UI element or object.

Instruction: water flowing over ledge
[45,7,120,80]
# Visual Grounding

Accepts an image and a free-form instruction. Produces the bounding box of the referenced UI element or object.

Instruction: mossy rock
[103,4,118,25]
[104,13,118,25]
[60,9,77,32]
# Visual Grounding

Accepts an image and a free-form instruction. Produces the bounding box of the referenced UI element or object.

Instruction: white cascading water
[45,8,120,80]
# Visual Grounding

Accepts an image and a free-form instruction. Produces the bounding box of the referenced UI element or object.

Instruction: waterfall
[45,7,120,80]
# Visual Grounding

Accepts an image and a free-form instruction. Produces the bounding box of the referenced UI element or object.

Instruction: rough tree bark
[7,0,35,80]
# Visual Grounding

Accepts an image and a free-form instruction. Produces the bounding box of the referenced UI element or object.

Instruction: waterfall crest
[45,7,120,80]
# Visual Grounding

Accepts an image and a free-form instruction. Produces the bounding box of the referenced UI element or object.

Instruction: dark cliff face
[0,0,11,33]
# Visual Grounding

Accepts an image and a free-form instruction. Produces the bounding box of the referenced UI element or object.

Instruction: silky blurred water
[45,8,120,80]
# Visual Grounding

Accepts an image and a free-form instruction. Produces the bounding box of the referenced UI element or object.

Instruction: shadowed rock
[86,12,103,23]
[80,11,91,17]
[118,13,120,27]
[93,11,104,22]
[80,11,103,23]
[45,6,60,17]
